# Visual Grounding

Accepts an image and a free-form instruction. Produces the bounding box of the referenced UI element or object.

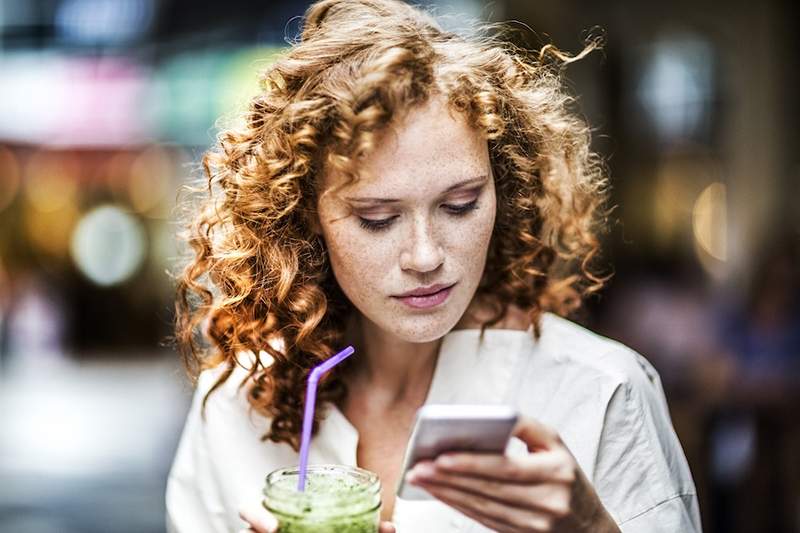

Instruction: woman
[167,0,701,531]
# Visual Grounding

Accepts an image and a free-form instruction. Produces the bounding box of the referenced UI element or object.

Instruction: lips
[395,283,455,298]
[393,283,456,309]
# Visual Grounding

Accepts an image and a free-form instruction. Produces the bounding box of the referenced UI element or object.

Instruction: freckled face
[317,97,496,342]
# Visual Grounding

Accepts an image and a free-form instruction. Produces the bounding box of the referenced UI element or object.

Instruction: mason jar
[263,464,382,533]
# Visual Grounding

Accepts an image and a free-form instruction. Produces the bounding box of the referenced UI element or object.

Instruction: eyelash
[358,200,479,232]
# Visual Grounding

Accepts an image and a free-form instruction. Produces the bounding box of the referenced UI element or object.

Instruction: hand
[238,502,397,533]
[405,417,620,533]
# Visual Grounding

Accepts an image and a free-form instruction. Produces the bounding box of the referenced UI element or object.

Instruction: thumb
[512,416,560,452]
[379,521,396,533]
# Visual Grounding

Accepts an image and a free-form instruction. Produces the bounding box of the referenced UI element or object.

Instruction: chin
[379,310,463,343]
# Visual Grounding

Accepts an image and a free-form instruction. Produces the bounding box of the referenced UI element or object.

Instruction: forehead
[324,97,490,197]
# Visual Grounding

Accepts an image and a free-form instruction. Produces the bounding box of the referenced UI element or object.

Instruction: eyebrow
[344,175,488,204]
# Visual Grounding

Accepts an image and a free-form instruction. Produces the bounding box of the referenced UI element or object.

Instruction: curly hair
[175,0,609,451]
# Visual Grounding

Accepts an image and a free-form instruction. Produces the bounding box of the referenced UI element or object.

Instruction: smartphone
[396,404,519,500]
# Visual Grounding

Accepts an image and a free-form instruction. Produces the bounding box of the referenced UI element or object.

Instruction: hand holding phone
[395,404,518,500]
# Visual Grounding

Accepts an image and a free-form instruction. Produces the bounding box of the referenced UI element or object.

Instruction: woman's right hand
[238,503,396,533]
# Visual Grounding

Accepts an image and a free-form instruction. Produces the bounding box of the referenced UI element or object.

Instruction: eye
[358,216,398,232]
[356,199,479,233]
[442,199,479,215]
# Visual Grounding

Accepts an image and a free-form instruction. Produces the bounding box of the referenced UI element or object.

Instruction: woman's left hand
[406,416,620,533]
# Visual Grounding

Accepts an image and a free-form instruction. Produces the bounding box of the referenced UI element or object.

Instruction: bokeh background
[0,0,797,532]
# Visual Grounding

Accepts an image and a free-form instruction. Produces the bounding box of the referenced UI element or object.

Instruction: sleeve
[165,372,231,533]
[592,351,703,533]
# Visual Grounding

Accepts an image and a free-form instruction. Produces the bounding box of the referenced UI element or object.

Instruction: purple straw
[297,345,355,491]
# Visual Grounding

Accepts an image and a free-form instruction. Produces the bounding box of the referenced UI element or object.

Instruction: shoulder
[522,314,677,473]
[194,351,273,428]
[195,359,248,404]
[534,315,699,524]
[535,312,661,393]
[459,313,698,514]
[534,314,680,439]
[168,354,291,532]
[536,314,672,432]
[459,305,658,392]
[191,352,290,480]
[195,361,244,411]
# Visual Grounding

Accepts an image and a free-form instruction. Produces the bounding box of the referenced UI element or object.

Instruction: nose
[399,216,444,273]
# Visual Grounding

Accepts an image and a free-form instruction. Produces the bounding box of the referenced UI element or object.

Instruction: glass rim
[263,464,381,506]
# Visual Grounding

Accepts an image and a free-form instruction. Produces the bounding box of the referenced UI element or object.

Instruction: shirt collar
[425,326,533,405]
[319,326,535,461]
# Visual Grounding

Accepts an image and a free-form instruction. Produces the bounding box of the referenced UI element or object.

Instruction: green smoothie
[263,464,381,533]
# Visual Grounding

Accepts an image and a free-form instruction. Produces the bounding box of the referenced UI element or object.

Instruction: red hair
[175,0,608,451]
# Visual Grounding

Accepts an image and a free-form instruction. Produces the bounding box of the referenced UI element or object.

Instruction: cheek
[448,201,496,260]
[325,224,398,295]
[476,204,496,246]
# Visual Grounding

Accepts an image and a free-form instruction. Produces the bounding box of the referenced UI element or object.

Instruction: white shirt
[166,313,702,532]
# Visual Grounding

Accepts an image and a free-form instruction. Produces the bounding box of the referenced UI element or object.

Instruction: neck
[345,313,442,409]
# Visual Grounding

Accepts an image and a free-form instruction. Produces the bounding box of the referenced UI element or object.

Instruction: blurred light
[153,47,283,145]
[0,53,152,147]
[0,0,38,28]
[652,168,693,248]
[693,182,728,263]
[104,151,138,199]
[149,219,178,287]
[24,152,79,213]
[129,146,173,216]
[0,48,283,147]
[650,155,724,252]
[152,51,228,146]
[711,414,756,485]
[0,53,65,144]
[0,358,188,478]
[70,205,146,286]
[636,35,714,144]
[0,146,22,212]
[54,57,153,147]
[24,202,80,258]
[55,0,154,46]
[217,47,284,123]
[419,0,487,33]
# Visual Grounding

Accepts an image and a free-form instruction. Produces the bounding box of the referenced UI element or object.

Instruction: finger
[432,450,565,483]
[421,480,553,532]
[408,461,569,514]
[427,492,516,533]
[238,503,278,533]
[513,416,561,451]
[418,481,514,533]
[379,521,396,533]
